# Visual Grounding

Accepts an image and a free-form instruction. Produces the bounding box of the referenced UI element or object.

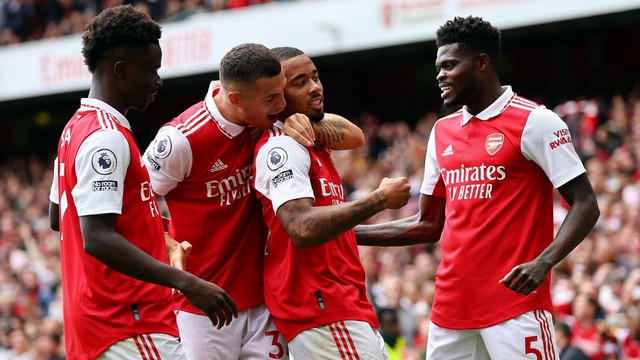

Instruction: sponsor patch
[153,135,172,159]
[145,152,160,171]
[272,169,293,188]
[267,147,288,171]
[549,128,572,149]
[91,149,117,175]
[485,133,504,156]
[92,180,118,192]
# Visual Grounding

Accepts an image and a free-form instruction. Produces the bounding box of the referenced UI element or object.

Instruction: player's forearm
[278,191,387,248]
[81,218,196,292]
[313,113,364,150]
[354,214,441,246]
[536,196,599,267]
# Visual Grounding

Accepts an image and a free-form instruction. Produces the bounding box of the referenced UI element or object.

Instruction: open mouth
[267,114,279,122]
[310,97,323,111]
[440,85,452,99]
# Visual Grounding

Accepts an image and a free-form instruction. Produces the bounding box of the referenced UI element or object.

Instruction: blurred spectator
[556,320,590,360]
[377,307,420,360]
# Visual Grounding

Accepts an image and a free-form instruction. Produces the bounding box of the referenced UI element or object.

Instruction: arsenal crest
[485,133,504,155]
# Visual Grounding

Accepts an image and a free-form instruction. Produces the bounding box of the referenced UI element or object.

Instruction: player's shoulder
[169,101,210,136]
[257,125,305,155]
[258,125,287,145]
[509,95,546,112]
[74,107,123,133]
[264,125,287,139]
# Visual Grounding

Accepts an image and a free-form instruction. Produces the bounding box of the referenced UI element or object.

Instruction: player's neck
[87,84,128,116]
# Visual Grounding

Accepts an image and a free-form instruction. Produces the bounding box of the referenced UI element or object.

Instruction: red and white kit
[253,122,381,358]
[143,83,285,359]
[422,86,585,329]
[50,98,178,359]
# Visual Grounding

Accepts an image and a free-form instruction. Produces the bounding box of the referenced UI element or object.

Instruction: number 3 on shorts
[266,330,285,359]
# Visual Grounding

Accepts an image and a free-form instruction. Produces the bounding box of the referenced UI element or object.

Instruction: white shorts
[176,304,288,360]
[288,320,389,360]
[426,309,559,360]
[96,333,186,360]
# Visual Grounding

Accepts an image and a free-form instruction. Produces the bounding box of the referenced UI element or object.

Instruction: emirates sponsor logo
[319,178,345,205]
[205,164,252,206]
[485,133,504,155]
[440,163,506,201]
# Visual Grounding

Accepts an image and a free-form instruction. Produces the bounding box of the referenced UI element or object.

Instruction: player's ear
[114,60,125,79]
[476,53,490,72]
[228,91,241,106]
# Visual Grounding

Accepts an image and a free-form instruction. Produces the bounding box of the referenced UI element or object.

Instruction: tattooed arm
[313,113,364,150]
[276,177,410,248]
[283,113,364,150]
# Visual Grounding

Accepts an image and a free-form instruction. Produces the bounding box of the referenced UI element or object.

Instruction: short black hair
[82,4,161,72]
[377,307,398,322]
[436,16,501,70]
[271,46,305,62]
[220,43,282,86]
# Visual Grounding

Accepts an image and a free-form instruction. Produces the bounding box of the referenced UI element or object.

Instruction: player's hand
[182,279,238,329]
[377,177,411,209]
[499,259,552,295]
[169,240,192,271]
[283,113,315,147]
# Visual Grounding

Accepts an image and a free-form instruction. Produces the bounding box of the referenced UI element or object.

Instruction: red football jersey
[53,98,177,359]
[253,123,378,342]
[570,321,605,360]
[421,86,586,329]
[144,84,266,313]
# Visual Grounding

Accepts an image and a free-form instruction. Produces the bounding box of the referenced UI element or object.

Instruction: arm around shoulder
[313,113,364,150]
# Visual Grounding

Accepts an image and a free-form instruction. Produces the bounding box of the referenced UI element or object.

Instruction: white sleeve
[72,129,130,216]
[49,157,59,204]
[521,107,586,188]
[254,135,314,214]
[142,126,192,196]
[420,127,442,195]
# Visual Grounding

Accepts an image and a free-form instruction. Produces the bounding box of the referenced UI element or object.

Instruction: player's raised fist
[378,177,411,209]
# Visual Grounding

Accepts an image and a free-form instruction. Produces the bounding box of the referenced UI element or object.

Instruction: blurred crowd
[0,85,638,358]
[0,0,299,46]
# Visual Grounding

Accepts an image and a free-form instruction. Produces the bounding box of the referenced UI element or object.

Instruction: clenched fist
[377,177,411,209]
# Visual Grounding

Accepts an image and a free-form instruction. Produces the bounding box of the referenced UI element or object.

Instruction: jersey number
[524,336,542,359]
[265,330,285,359]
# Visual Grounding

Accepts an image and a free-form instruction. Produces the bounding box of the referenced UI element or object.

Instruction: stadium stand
[0,0,294,46]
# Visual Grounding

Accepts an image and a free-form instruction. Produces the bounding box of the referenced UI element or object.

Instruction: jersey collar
[204,81,245,138]
[461,85,514,126]
[80,98,131,129]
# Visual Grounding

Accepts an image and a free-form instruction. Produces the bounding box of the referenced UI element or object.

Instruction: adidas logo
[441,144,453,157]
[210,159,228,172]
